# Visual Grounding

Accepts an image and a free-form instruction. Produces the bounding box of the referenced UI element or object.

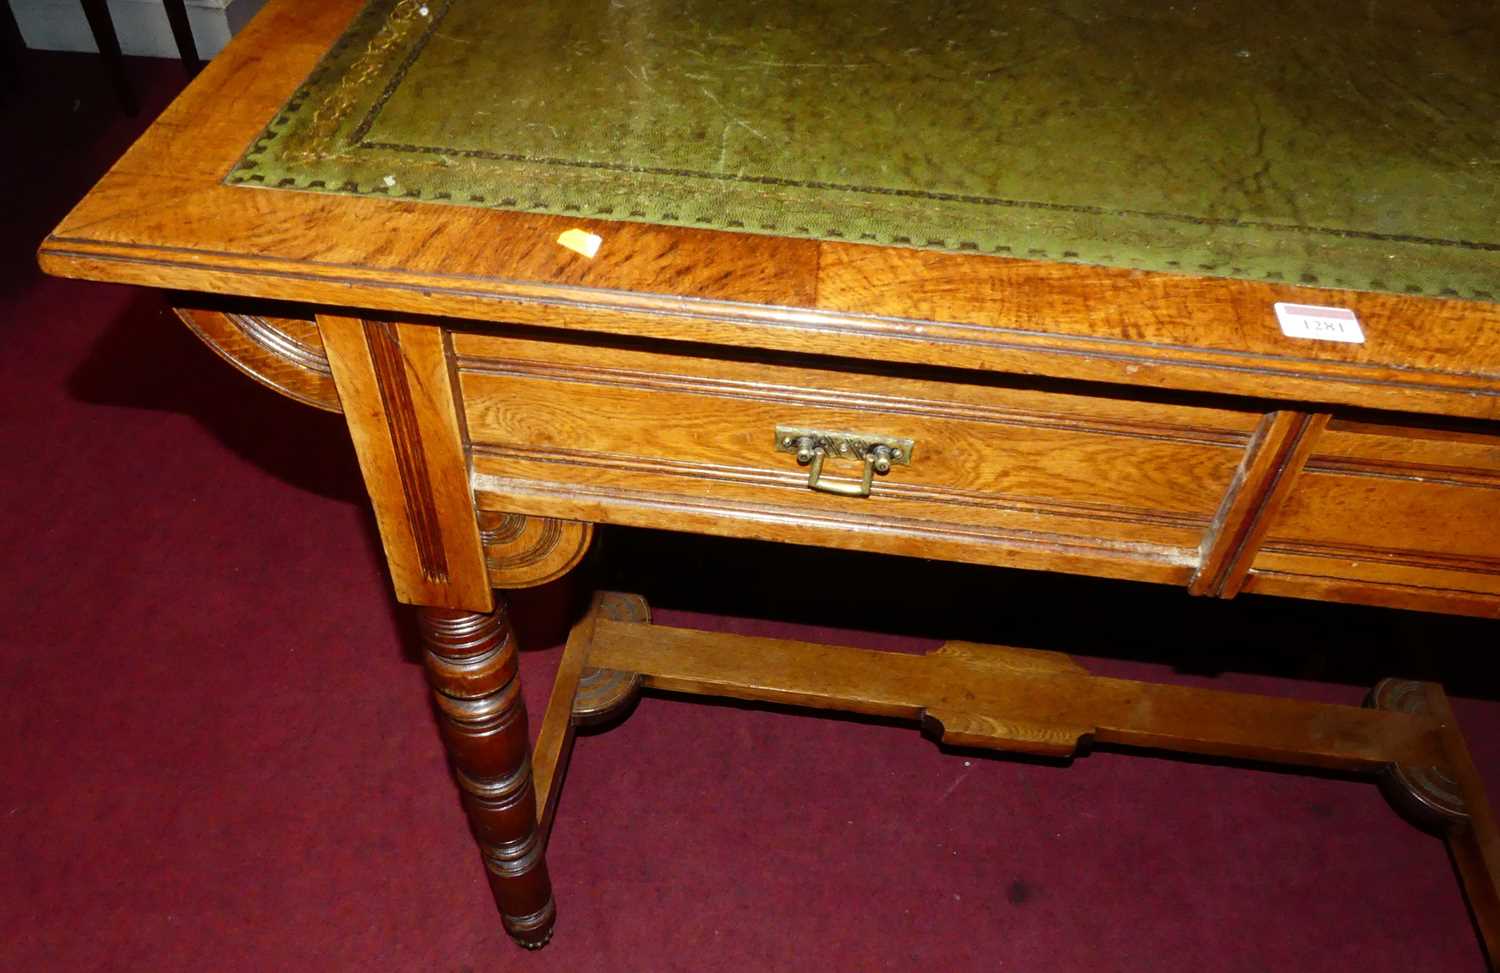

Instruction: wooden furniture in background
[158,0,200,74]
[79,0,199,114]
[2,0,27,91]
[38,0,1500,963]
[78,0,133,112]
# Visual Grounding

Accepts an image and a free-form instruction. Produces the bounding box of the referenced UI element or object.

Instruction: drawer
[453,330,1263,585]
[1245,420,1500,614]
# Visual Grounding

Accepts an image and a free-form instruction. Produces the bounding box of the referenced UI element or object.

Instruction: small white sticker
[1273,302,1365,344]
[556,228,603,259]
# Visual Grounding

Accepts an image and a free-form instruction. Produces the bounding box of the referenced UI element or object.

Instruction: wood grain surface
[584,618,1446,771]
[1245,419,1500,613]
[476,511,593,590]
[37,0,1500,960]
[173,307,340,411]
[36,0,1500,419]
[1190,411,1329,598]
[458,327,1252,584]
[319,315,491,609]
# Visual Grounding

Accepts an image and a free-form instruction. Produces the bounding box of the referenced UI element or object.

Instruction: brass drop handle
[777,427,915,499]
[806,444,876,497]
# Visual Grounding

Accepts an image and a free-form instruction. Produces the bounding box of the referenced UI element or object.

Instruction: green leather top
[232,0,1500,301]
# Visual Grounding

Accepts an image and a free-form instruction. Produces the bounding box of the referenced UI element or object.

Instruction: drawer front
[1245,421,1500,614]
[453,330,1261,585]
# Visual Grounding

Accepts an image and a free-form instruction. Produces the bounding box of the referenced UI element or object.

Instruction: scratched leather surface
[233,0,1499,300]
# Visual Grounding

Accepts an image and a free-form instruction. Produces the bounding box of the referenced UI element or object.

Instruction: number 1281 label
[1273,302,1366,344]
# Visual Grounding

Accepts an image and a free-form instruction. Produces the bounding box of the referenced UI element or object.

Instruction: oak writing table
[39,0,1500,959]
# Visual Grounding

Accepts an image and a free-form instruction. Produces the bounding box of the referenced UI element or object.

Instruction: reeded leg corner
[418,603,556,949]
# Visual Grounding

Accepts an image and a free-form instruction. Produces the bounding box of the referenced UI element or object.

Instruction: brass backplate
[774,426,915,465]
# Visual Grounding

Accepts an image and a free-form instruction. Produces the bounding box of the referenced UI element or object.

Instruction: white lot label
[556,228,603,258]
[1273,302,1365,344]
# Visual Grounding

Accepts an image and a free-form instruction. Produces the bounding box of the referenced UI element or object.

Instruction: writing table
[39,0,1500,959]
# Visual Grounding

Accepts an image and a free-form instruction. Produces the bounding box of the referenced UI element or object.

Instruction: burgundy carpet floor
[3,49,1498,972]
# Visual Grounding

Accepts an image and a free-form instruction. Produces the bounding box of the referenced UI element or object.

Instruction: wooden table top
[38,0,1500,419]
[235,0,1500,301]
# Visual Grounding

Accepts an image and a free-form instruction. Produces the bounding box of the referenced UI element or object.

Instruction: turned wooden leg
[418,603,555,949]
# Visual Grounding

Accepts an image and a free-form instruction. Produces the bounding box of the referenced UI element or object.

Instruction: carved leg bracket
[1368,679,1500,966]
[419,604,555,950]
[1367,680,1468,828]
[531,593,647,842]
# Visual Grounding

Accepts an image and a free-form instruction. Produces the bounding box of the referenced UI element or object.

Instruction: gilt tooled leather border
[224,0,1499,301]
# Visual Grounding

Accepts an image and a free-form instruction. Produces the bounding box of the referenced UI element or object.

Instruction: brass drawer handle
[775,426,915,498]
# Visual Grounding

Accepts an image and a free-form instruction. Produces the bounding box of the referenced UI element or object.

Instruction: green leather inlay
[232,0,1500,300]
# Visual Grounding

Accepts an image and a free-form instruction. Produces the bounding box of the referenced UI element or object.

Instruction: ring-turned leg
[419,603,555,949]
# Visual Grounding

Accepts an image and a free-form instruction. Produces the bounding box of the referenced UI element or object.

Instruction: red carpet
[3,49,1498,972]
